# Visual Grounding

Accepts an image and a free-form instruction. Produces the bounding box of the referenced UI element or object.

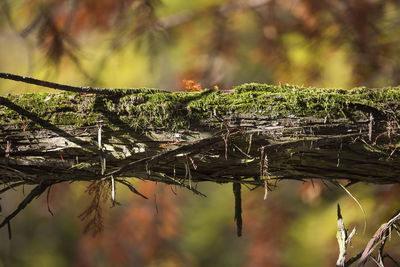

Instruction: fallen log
[0,72,399,246]
[1,73,399,188]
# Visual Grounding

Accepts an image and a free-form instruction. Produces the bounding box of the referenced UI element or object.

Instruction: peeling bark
[1,73,399,262]
[0,72,399,244]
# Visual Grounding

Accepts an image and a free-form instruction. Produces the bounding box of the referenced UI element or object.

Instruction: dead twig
[107,131,239,178]
[260,145,270,200]
[114,178,148,199]
[0,182,54,230]
[0,72,132,95]
[152,171,206,197]
[78,180,109,236]
[336,203,356,267]
[355,209,400,267]
[0,182,27,194]
[233,181,242,237]
[46,185,54,216]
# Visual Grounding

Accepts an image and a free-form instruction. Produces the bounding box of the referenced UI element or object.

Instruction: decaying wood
[0,87,399,187]
[1,109,399,186]
[0,72,400,246]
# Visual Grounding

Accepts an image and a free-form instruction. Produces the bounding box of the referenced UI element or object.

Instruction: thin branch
[7,221,11,240]
[0,72,163,95]
[0,96,98,154]
[114,179,148,199]
[0,182,27,194]
[383,254,400,266]
[346,252,363,266]
[151,171,207,197]
[356,209,400,267]
[336,182,367,233]
[0,182,53,229]
[46,185,54,216]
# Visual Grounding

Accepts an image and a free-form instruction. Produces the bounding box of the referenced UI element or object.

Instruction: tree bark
[1,73,400,260]
[1,76,399,190]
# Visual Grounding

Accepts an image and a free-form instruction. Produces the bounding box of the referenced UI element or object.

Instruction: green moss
[1,84,399,130]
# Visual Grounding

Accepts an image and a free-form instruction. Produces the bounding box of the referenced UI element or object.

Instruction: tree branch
[0,181,57,229]
[0,72,167,95]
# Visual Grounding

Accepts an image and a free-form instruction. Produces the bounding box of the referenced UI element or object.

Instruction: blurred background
[1,0,400,266]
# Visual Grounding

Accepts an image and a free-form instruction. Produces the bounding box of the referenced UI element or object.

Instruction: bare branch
[0,72,166,95]
[356,209,400,266]
[0,182,54,230]
[115,178,148,199]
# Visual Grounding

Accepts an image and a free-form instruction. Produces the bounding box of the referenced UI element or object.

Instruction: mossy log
[1,73,400,261]
[1,80,400,191]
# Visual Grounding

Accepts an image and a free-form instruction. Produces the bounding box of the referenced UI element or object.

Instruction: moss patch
[1,83,399,130]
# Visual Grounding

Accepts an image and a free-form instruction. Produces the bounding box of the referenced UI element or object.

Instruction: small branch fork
[354,209,400,267]
[337,205,400,266]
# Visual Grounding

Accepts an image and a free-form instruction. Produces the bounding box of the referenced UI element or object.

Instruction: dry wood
[0,72,400,253]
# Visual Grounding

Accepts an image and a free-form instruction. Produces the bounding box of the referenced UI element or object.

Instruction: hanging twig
[260,146,270,200]
[110,175,116,206]
[7,221,11,240]
[97,120,106,175]
[152,172,206,197]
[0,182,27,194]
[46,185,54,216]
[114,179,148,199]
[233,181,242,237]
[107,131,239,178]
[223,128,230,160]
[336,182,367,233]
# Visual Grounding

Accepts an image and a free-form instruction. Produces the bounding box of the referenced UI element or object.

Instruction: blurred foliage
[1,0,400,266]
[2,0,400,92]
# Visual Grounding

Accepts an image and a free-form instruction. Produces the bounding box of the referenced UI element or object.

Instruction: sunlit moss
[1,83,399,130]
